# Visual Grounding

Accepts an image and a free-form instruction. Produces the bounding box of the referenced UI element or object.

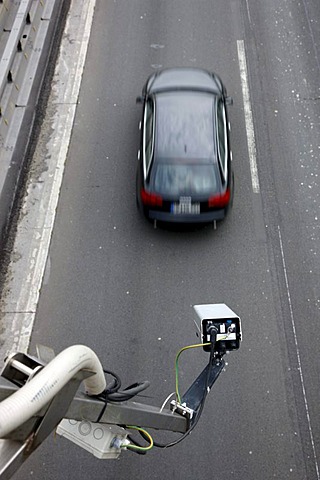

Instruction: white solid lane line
[278,226,320,479]
[237,39,260,194]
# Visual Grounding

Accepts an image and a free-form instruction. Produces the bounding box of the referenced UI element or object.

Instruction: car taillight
[208,189,230,208]
[141,188,163,207]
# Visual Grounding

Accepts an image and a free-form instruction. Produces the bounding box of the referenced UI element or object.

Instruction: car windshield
[155,92,215,160]
[153,163,218,196]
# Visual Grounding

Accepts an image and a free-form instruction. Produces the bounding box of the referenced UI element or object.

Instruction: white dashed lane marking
[237,39,260,194]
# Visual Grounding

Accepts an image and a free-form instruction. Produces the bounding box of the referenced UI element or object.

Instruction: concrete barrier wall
[0,0,66,247]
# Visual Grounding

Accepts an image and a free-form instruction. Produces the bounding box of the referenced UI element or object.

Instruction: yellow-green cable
[175,342,211,404]
[121,425,153,452]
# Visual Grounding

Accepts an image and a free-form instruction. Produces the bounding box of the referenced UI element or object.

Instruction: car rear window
[155,92,215,160]
[153,163,218,196]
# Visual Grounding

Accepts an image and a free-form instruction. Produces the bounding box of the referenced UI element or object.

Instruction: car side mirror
[225,96,233,106]
[136,95,144,104]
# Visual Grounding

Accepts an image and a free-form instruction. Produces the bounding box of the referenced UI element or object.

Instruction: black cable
[93,374,150,422]
[96,401,108,423]
[94,381,150,403]
[106,381,150,402]
[105,377,117,392]
[92,368,150,421]
[103,369,121,394]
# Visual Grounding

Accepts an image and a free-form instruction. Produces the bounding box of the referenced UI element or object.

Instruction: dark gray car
[136,67,234,226]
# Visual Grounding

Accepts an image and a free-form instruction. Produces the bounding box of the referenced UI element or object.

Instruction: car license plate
[171,197,200,215]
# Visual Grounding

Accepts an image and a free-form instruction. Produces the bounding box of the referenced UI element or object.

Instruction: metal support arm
[0,346,188,479]
[0,339,231,479]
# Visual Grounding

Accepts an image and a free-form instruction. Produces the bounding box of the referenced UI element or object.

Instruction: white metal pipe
[0,345,106,438]
[9,360,33,378]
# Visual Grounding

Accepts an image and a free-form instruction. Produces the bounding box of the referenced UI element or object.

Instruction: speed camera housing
[193,303,242,353]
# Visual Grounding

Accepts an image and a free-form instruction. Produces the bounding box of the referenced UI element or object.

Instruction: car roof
[147,67,222,95]
[154,91,217,162]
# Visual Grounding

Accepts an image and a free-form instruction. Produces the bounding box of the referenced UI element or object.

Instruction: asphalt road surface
[8,0,320,479]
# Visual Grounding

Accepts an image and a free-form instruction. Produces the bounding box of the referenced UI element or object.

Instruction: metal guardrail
[0,0,36,142]
[0,0,66,246]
